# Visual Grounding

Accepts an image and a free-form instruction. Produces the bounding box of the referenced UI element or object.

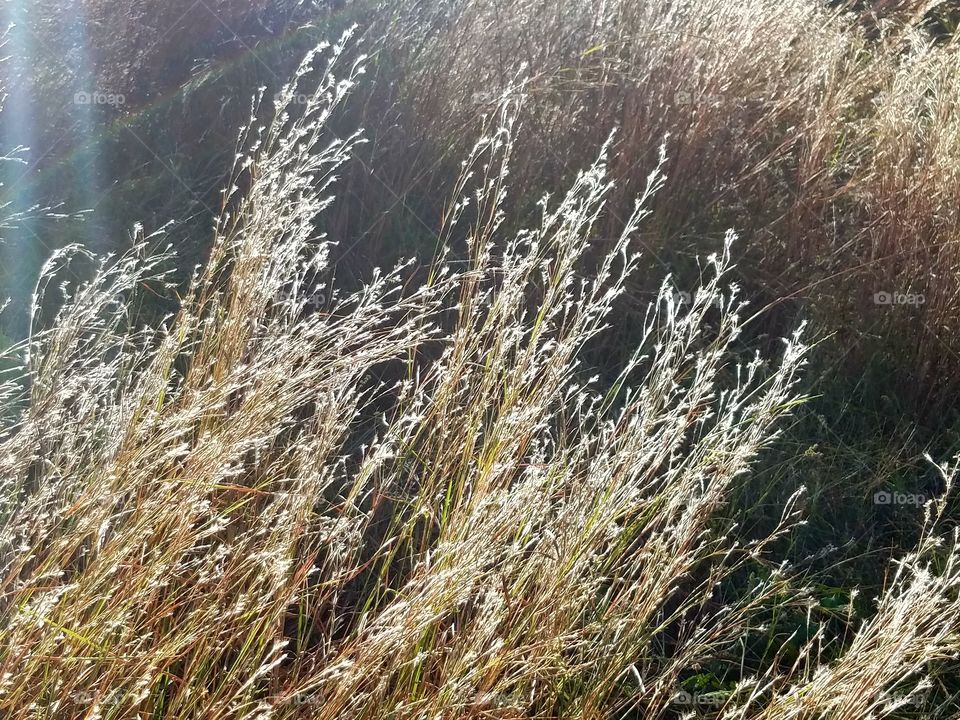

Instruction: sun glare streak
[0,1,41,339]
[62,0,108,251]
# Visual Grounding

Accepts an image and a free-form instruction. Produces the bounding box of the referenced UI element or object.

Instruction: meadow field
[1,1,960,718]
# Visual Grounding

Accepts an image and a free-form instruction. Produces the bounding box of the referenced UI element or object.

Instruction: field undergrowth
[2,1,960,718]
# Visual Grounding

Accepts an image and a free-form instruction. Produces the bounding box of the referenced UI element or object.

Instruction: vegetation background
[2,0,960,718]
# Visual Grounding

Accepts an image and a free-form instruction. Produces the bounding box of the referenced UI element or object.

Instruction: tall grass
[9,0,960,412]
[0,31,959,720]
[310,0,958,415]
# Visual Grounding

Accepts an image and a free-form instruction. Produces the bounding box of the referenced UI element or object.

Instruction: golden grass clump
[1,28,960,720]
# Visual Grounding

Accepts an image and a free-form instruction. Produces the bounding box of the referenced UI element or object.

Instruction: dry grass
[316,0,960,415]
[1,29,960,720]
